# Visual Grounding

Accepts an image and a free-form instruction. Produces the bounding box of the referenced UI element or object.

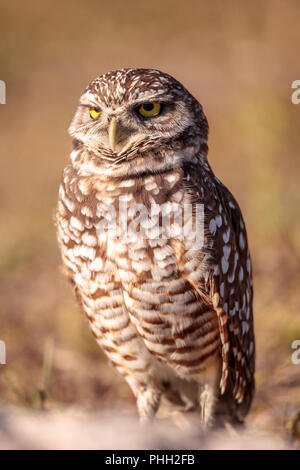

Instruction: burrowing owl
[56,68,255,425]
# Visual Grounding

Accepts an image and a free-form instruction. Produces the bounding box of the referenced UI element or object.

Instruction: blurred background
[0,0,300,447]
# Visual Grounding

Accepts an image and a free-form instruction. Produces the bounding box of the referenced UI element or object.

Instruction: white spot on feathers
[223,228,230,243]
[223,245,231,260]
[221,257,229,274]
[239,232,246,250]
[209,218,217,235]
[70,216,84,232]
[215,215,222,227]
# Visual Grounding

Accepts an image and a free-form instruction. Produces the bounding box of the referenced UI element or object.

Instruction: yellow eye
[138,102,161,118]
[89,106,101,120]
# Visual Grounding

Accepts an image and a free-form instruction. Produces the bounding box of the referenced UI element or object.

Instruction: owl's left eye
[89,106,101,120]
[137,102,161,118]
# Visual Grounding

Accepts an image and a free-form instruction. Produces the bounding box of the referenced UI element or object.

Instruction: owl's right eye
[89,107,101,120]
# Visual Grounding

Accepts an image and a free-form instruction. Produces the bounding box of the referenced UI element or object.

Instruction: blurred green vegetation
[0,0,299,438]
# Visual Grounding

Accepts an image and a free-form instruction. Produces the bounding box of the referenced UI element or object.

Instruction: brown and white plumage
[56,68,255,424]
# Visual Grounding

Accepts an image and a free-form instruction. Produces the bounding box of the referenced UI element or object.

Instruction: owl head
[69,68,208,171]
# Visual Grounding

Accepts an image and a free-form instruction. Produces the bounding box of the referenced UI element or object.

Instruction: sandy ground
[0,407,295,450]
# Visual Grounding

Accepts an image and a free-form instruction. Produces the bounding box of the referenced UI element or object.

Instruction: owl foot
[199,383,215,427]
[137,387,161,424]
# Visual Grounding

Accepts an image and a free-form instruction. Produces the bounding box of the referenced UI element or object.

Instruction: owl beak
[108,117,118,152]
[108,116,133,153]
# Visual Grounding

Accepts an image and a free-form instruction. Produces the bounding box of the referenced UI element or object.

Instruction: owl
[56,68,255,426]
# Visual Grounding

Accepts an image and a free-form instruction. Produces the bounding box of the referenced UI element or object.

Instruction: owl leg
[136,385,161,424]
[199,383,215,427]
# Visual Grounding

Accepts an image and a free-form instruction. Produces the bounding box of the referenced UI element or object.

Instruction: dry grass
[0,0,300,449]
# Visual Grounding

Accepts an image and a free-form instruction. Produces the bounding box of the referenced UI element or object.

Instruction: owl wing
[207,181,255,419]
[184,165,255,419]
